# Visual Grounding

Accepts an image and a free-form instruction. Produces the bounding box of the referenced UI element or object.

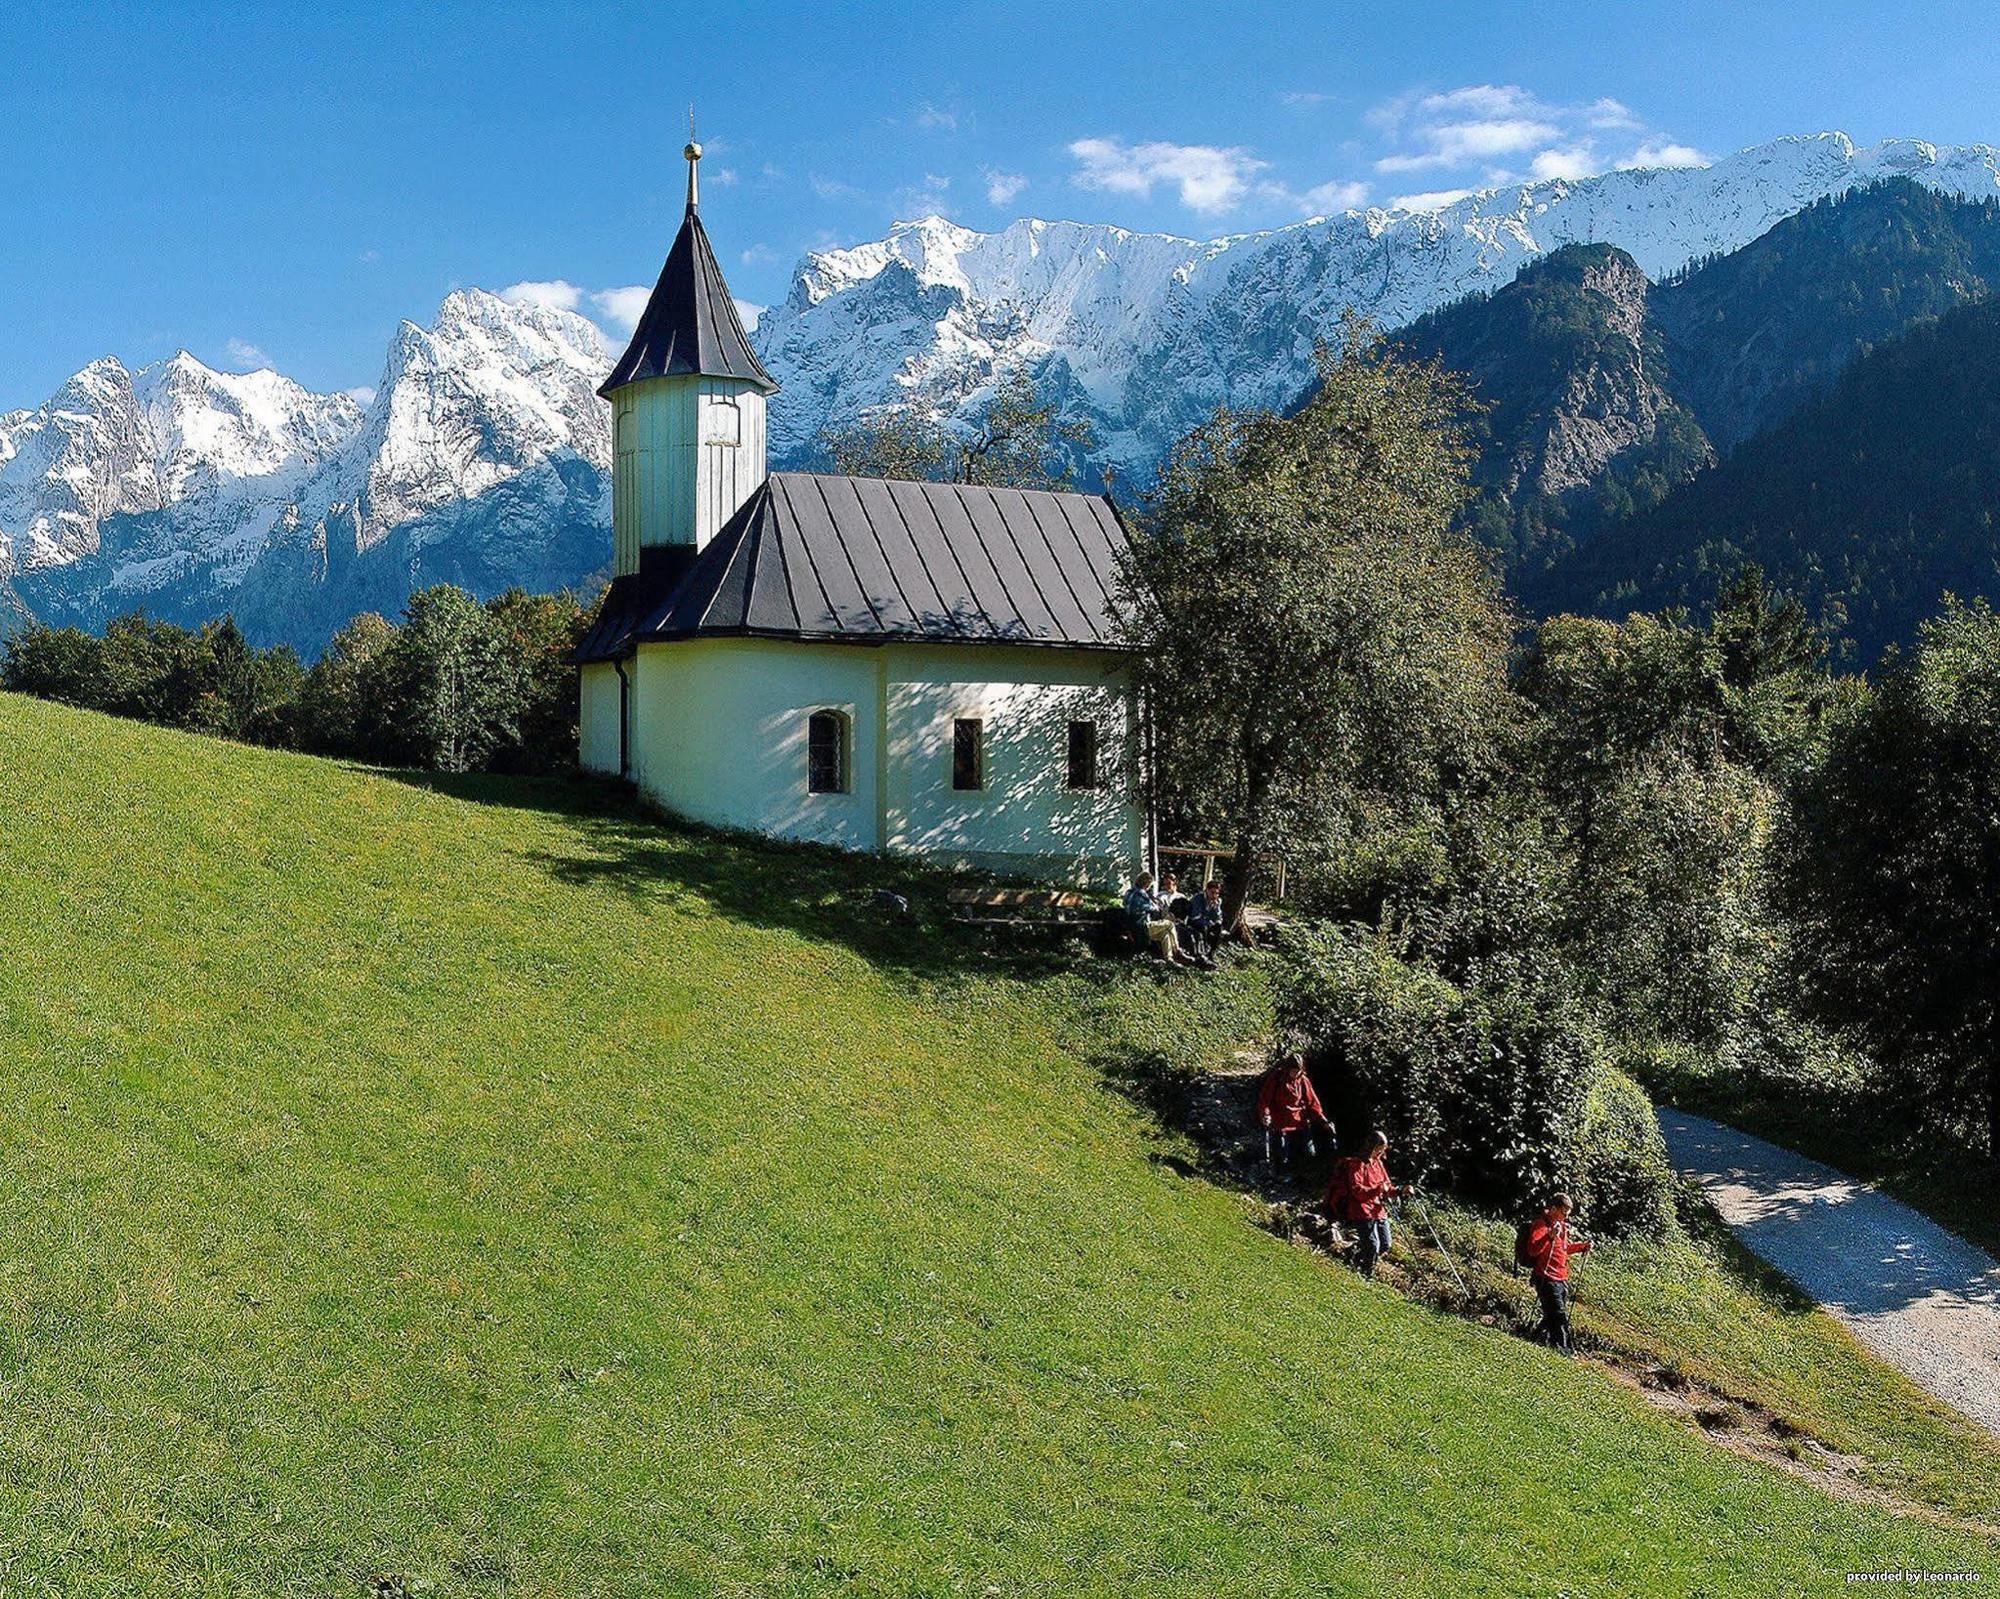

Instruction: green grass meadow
[1,692,1993,1595]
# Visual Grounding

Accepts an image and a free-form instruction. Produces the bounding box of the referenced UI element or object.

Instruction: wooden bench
[947,885,1102,948]
[947,885,1090,925]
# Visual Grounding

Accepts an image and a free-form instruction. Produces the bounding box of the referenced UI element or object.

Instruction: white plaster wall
[612,375,767,573]
[615,637,1142,884]
[881,643,1143,884]
[628,638,882,850]
[579,662,623,776]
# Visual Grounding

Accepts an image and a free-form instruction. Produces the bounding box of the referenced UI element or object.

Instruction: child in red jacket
[1327,1130,1401,1277]
[1255,1053,1332,1172]
[1522,1192,1593,1354]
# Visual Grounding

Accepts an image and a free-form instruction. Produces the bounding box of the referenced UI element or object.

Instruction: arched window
[808,709,849,794]
[702,395,742,446]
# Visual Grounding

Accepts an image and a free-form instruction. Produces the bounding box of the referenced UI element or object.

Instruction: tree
[825,408,952,483]
[1517,589,1826,1053]
[379,586,521,774]
[1786,598,2000,1164]
[1704,563,1829,772]
[483,587,590,774]
[1118,327,1516,932]
[824,366,1096,490]
[1,622,106,707]
[296,612,398,757]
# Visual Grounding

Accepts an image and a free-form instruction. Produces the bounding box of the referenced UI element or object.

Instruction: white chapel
[576,141,1145,885]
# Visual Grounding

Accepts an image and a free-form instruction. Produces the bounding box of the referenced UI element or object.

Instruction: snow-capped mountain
[3,289,610,653]
[10,130,2000,652]
[755,132,2000,474]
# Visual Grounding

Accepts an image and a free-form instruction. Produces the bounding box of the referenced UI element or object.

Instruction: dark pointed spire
[598,138,778,399]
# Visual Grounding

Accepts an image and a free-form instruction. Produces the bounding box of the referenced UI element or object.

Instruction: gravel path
[1659,1108,2000,1438]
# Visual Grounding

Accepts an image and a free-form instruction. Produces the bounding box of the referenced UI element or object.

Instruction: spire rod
[684,107,701,213]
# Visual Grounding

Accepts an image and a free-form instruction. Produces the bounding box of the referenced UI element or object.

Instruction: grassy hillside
[0,692,1993,1596]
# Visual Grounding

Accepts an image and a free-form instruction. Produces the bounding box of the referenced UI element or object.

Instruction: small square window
[1065,721,1100,790]
[952,718,984,791]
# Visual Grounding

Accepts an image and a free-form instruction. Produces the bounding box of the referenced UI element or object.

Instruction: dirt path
[1659,1108,2000,1438]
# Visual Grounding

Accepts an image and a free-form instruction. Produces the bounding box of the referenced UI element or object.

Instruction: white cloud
[734,298,765,331]
[983,167,1028,206]
[1298,178,1370,215]
[1067,136,1266,214]
[739,242,779,266]
[1280,90,1333,108]
[1376,115,1560,173]
[1366,83,1701,192]
[1621,141,1707,169]
[499,279,584,312]
[358,248,381,264]
[343,385,376,407]
[1529,145,1598,181]
[1418,84,1544,120]
[891,172,952,216]
[810,173,864,201]
[711,166,739,187]
[224,337,269,369]
[915,101,959,132]
[589,285,651,334]
[1391,187,1474,213]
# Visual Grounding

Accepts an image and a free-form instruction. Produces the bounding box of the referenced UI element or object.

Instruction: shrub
[1569,1066,1675,1237]
[1276,924,1672,1231]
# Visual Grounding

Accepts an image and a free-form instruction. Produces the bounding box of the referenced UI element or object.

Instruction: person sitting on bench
[1121,872,1185,964]
[1185,879,1228,957]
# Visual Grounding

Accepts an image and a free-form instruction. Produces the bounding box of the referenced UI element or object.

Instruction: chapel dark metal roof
[573,472,1133,662]
[597,200,777,398]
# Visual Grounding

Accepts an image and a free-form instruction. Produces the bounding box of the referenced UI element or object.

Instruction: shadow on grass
[373,767,1167,993]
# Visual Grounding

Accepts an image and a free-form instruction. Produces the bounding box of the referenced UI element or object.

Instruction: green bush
[1569,1066,1676,1237]
[1276,924,1672,1232]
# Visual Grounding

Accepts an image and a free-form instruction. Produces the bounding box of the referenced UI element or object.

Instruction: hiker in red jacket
[1327,1130,1401,1277]
[1522,1192,1593,1355]
[1255,1053,1332,1172]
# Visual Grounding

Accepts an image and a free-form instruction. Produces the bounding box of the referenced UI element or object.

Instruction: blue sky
[8,0,2000,405]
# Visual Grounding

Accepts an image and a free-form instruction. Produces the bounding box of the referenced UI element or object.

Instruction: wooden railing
[1156,843,1287,901]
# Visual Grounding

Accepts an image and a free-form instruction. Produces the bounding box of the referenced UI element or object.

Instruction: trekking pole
[1412,1193,1471,1300]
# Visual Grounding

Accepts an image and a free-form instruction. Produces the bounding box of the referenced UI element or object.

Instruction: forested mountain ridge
[1396,180,2000,645]
[1542,295,2000,660]
[1393,243,1711,577]
[1656,179,2000,450]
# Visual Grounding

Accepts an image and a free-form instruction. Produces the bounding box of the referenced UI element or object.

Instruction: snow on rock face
[355,289,611,540]
[0,358,165,574]
[753,133,2000,475]
[4,291,612,654]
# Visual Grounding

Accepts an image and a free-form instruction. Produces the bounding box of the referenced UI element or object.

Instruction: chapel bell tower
[599,136,778,578]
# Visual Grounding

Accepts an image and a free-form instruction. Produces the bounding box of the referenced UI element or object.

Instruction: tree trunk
[1222,835,1259,944]
[1988,1033,2000,1172]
